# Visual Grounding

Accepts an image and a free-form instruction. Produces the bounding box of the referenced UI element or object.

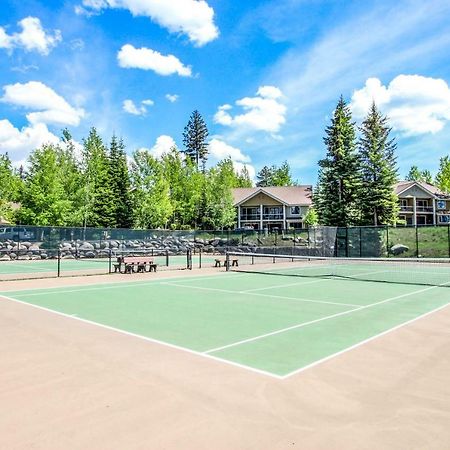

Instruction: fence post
[448,225,450,258]
[57,248,61,277]
[415,226,419,257]
[108,248,112,274]
[386,225,390,257]
[359,227,362,257]
[345,227,349,258]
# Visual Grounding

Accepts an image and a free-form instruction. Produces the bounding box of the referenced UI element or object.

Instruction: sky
[1,0,450,185]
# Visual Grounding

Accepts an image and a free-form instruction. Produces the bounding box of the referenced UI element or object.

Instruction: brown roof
[395,181,448,197]
[232,186,313,206]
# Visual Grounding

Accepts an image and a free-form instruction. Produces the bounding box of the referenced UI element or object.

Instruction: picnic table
[113,256,158,274]
[214,257,239,268]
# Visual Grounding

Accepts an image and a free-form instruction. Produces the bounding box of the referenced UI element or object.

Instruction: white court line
[1,272,249,296]
[280,301,450,379]
[204,282,450,354]
[161,282,361,308]
[0,294,283,380]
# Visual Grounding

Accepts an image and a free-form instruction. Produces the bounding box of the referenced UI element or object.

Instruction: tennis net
[225,251,450,287]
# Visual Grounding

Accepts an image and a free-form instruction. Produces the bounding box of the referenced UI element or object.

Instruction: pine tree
[0,153,22,222]
[81,128,116,227]
[109,135,133,228]
[270,161,296,186]
[256,166,272,187]
[315,96,361,226]
[358,102,399,225]
[182,110,209,170]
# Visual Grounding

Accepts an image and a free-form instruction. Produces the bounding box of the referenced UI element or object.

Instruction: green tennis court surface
[2,267,450,378]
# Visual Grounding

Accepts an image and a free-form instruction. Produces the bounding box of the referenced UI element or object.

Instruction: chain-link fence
[1,224,450,280]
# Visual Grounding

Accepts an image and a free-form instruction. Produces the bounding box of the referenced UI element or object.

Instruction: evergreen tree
[315,96,361,226]
[109,135,133,228]
[182,110,209,170]
[81,128,116,227]
[357,103,399,225]
[406,165,433,183]
[436,156,450,193]
[270,161,296,186]
[256,166,272,187]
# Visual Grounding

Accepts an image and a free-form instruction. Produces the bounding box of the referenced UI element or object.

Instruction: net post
[166,249,169,267]
[108,248,112,274]
[187,250,192,270]
[199,249,202,269]
[225,252,230,271]
[57,248,61,277]
[359,227,362,257]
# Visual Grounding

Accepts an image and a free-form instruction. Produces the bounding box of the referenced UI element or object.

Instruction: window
[438,215,450,224]
[399,199,408,207]
[290,206,300,215]
[437,200,446,210]
[416,199,428,208]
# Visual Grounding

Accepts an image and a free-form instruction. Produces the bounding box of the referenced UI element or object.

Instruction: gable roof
[395,181,448,197]
[232,186,313,206]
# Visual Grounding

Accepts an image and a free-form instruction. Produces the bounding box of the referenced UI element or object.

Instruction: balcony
[399,205,413,212]
[416,206,433,212]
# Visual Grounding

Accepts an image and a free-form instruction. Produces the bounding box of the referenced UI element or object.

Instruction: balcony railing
[240,214,261,221]
[262,214,284,220]
[399,205,434,212]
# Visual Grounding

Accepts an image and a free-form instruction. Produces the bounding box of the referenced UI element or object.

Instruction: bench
[114,256,157,274]
[214,258,239,268]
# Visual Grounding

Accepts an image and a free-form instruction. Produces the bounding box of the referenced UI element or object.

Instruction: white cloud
[214,86,287,134]
[123,99,146,116]
[0,120,60,161]
[165,94,179,103]
[117,44,192,77]
[1,81,85,126]
[351,75,450,135]
[0,16,61,55]
[142,99,154,106]
[208,138,255,180]
[78,0,218,46]
[209,138,251,163]
[147,135,177,158]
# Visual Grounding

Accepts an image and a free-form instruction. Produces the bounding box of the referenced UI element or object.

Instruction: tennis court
[2,254,450,378]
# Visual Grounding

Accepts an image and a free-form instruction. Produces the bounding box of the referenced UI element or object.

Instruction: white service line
[161,282,361,308]
[204,281,450,354]
[0,293,283,380]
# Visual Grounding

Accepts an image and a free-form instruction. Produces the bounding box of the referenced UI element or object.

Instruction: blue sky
[1,0,450,184]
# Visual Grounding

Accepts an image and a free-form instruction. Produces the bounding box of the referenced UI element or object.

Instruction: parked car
[0,226,33,241]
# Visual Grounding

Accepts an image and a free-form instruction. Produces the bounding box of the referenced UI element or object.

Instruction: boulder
[79,242,94,251]
[0,254,11,261]
[390,244,409,256]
